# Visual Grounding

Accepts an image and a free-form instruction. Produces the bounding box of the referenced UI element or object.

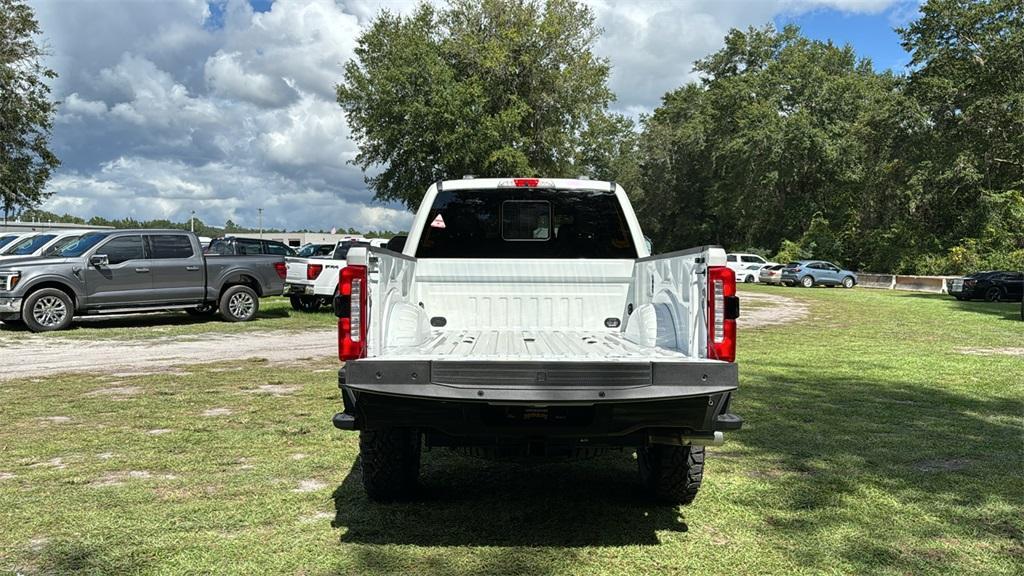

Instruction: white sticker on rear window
[430,214,446,229]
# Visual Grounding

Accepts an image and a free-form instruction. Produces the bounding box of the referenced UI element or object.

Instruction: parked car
[0,230,286,332]
[0,230,93,261]
[726,252,773,283]
[331,178,742,504]
[948,271,1024,302]
[758,264,785,285]
[205,236,297,257]
[781,260,857,288]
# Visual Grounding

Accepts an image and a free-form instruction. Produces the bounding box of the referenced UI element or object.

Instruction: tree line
[18,209,401,239]
[339,0,1023,273]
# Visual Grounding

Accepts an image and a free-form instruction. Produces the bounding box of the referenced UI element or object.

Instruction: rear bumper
[282,282,314,296]
[334,360,742,442]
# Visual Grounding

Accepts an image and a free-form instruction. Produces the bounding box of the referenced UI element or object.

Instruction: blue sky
[776,2,919,72]
[28,0,924,232]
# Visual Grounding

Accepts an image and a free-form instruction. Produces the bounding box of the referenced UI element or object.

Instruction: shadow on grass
[900,291,1023,321]
[331,449,687,549]
[0,307,294,333]
[732,364,1024,572]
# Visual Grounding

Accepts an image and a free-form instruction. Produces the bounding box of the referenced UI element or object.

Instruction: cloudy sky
[29,0,920,232]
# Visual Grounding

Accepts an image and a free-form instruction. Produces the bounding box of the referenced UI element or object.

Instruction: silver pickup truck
[0,229,286,332]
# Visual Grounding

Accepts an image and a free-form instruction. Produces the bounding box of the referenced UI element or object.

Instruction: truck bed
[381,329,691,362]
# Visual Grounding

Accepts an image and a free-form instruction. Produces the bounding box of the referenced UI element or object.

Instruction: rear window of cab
[415,188,636,259]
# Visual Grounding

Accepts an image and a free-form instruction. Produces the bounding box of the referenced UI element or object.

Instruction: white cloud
[31,0,908,231]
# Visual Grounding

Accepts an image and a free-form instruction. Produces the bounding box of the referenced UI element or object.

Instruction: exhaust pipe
[649,431,724,447]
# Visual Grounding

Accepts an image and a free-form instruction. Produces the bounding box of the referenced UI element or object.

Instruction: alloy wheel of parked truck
[0,230,286,332]
[330,178,742,504]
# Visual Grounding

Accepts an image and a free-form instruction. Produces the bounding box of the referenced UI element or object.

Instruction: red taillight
[513,178,540,187]
[273,262,286,280]
[707,266,737,362]
[307,263,323,280]
[337,265,367,361]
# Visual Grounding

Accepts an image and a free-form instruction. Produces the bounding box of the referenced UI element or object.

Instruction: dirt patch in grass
[86,386,142,397]
[37,416,71,424]
[249,384,299,396]
[737,291,810,328]
[91,470,176,487]
[0,329,335,381]
[956,347,1024,357]
[293,479,326,493]
[28,457,66,470]
[201,408,232,417]
[913,458,972,473]
[146,429,172,435]
[0,472,15,481]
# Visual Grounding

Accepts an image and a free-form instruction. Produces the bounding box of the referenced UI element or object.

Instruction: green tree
[896,0,1024,271]
[637,25,905,266]
[338,0,623,209]
[0,0,59,223]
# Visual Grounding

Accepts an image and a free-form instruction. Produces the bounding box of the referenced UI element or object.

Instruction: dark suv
[206,237,296,257]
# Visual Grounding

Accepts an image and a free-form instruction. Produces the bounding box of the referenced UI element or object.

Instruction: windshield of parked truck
[58,232,109,257]
[415,188,637,258]
[43,235,83,256]
[0,235,22,251]
[5,234,56,255]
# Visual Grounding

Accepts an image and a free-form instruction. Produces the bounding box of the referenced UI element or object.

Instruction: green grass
[0,286,1021,575]
[0,297,335,343]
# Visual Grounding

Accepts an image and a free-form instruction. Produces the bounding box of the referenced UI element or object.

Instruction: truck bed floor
[383,329,691,362]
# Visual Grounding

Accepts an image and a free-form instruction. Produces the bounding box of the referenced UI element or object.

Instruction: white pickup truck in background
[330,178,742,504]
[284,239,386,311]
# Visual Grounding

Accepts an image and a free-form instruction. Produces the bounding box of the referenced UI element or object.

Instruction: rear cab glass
[147,234,194,259]
[415,188,637,258]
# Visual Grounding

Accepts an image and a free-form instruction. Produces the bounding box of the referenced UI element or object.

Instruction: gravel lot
[0,288,804,380]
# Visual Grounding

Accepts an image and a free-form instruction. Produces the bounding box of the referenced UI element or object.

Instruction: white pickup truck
[284,239,387,311]
[331,178,741,504]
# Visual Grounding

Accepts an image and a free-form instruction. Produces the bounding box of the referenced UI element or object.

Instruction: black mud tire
[1,318,26,329]
[290,295,321,313]
[185,303,218,317]
[638,444,705,505]
[359,428,421,502]
[219,285,260,322]
[954,294,968,301]
[22,288,74,332]
[985,287,1003,302]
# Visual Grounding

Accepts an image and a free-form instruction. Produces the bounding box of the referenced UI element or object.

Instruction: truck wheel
[359,428,421,502]
[637,444,704,505]
[289,295,304,311]
[801,275,815,288]
[985,287,1003,302]
[23,288,74,332]
[220,285,260,322]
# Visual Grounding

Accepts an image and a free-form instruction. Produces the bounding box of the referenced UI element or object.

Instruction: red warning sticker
[430,214,446,229]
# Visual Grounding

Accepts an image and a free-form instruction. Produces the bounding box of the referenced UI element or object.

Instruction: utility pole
[190,210,195,233]
[258,208,263,239]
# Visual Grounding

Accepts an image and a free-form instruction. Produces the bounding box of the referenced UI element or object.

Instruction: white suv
[727,253,772,283]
